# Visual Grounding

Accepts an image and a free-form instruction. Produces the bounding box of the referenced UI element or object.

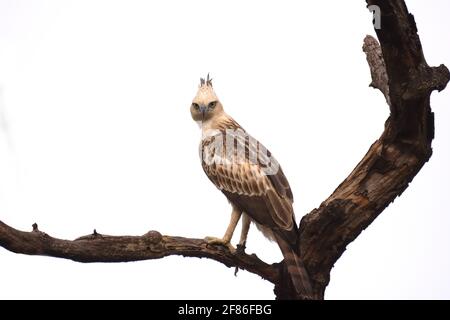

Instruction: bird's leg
[205,206,241,251]
[237,213,251,253]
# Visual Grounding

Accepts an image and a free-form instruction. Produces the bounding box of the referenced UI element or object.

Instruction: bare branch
[298,0,450,299]
[363,35,390,105]
[0,0,449,300]
[0,220,279,284]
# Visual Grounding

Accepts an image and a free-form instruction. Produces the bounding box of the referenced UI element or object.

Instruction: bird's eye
[208,101,217,109]
[192,103,200,110]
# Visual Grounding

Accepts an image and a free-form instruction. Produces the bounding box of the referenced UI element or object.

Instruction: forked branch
[298,0,449,299]
[0,0,449,300]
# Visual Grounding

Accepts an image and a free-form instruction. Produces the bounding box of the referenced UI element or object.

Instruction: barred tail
[275,234,313,299]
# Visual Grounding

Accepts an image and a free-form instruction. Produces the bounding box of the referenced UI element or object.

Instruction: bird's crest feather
[200,73,213,88]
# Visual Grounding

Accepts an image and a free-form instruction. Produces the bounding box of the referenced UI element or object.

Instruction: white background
[0,0,449,299]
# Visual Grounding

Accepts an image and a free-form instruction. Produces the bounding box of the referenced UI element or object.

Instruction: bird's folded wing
[202,132,294,230]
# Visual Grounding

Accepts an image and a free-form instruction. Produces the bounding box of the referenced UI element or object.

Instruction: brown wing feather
[268,166,294,202]
[201,125,296,241]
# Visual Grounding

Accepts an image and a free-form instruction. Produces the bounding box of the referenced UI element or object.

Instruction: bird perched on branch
[190,74,313,298]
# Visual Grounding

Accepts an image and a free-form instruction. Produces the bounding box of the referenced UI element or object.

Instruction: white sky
[0,0,449,299]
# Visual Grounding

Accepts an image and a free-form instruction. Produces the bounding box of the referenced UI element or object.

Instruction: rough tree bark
[0,0,449,300]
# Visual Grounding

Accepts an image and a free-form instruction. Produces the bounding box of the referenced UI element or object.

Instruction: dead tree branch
[0,221,279,283]
[0,0,448,300]
[296,0,450,300]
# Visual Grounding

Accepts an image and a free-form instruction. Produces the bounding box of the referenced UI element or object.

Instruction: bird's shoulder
[216,116,243,131]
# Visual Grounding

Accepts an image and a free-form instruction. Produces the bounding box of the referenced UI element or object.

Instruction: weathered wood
[0,0,448,300]
[0,221,279,284]
[297,0,450,299]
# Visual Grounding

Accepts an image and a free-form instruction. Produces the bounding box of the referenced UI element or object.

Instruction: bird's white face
[190,84,223,122]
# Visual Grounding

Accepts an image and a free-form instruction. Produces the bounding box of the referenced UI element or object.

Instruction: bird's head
[190,74,224,122]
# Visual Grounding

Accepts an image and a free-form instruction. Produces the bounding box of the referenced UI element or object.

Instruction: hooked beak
[199,105,207,119]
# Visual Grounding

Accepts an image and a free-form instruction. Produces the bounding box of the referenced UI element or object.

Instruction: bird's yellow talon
[204,236,222,244]
[204,236,235,252]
